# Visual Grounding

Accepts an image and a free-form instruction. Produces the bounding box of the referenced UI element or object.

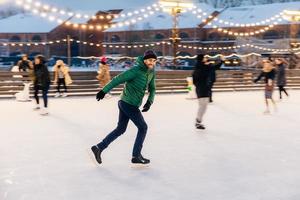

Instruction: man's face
[144,58,157,69]
[22,56,28,61]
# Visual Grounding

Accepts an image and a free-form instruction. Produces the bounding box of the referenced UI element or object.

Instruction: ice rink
[1,91,300,200]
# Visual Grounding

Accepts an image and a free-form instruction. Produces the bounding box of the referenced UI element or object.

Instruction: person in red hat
[96,57,111,97]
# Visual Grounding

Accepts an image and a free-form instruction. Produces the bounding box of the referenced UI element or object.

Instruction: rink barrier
[1,70,300,98]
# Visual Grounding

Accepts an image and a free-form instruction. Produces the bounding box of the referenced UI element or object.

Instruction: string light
[15,0,162,31]
[190,7,285,36]
[192,6,286,28]
[213,18,284,36]
[16,0,162,22]
[2,38,299,54]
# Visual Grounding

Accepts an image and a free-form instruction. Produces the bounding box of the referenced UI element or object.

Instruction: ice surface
[0,91,300,200]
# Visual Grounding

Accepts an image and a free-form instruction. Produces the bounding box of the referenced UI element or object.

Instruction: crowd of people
[254,57,289,114]
[15,54,113,115]
[12,51,291,165]
[193,55,290,130]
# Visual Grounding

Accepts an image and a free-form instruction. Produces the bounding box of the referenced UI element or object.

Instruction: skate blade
[131,163,150,169]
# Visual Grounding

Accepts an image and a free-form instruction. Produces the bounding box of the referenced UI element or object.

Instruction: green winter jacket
[102,56,156,107]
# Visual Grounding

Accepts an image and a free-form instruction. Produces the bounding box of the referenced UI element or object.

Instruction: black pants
[278,86,288,99]
[34,85,49,108]
[97,100,148,157]
[57,78,67,93]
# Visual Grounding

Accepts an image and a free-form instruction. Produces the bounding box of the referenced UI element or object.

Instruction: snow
[1,0,299,33]
[0,10,102,33]
[204,2,300,28]
[37,0,156,11]
[1,91,300,200]
[106,2,216,32]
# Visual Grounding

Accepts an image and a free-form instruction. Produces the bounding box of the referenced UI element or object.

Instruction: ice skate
[61,93,68,98]
[91,145,102,165]
[33,105,40,111]
[263,109,271,115]
[40,108,49,116]
[131,155,150,165]
[54,92,61,98]
[195,119,206,130]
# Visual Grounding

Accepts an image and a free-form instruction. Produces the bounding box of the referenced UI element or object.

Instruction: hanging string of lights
[2,38,299,53]
[75,53,265,60]
[14,0,289,37]
[192,6,285,28]
[15,0,163,31]
[16,0,162,21]
[189,8,286,36]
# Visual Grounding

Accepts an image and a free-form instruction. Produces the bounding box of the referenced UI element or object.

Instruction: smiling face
[144,58,157,69]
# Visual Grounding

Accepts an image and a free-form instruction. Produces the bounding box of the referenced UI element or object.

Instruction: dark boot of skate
[91,145,103,164]
[195,119,206,130]
[131,155,150,165]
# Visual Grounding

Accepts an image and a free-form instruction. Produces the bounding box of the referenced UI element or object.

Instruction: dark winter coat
[192,61,211,98]
[276,64,287,87]
[18,60,32,72]
[33,63,50,88]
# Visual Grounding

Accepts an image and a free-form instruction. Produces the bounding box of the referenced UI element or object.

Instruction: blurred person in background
[17,54,33,72]
[254,59,277,114]
[96,57,111,98]
[192,54,211,130]
[53,60,72,98]
[33,55,50,115]
[274,58,289,100]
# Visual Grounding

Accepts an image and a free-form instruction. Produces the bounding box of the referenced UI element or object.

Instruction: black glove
[96,90,106,101]
[142,101,152,112]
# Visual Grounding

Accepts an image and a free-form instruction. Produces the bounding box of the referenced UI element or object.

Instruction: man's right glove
[96,90,106,101]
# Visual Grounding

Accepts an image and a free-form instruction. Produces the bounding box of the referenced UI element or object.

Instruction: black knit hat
[143,50,157,60]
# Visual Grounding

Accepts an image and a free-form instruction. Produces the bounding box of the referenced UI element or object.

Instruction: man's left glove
[142,101,152,112]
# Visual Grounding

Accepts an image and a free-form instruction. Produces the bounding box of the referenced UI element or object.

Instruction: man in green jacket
[91,50,157,165]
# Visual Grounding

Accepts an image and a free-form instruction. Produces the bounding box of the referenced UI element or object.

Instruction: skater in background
[53,60,72,98]
[33,55,50,115]
[17,54,34,82]
[275,58,289,99]
[208,56,224,103]
[91,50,157,165]
[17,54,33,72]
[254,59,277,114]
[192,54,211,130]
[96,57,111,98]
